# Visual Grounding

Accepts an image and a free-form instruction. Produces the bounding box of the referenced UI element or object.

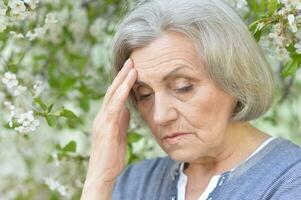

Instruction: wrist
[81,179,116,200]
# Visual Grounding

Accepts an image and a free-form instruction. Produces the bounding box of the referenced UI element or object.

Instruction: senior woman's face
[130,31,237,162]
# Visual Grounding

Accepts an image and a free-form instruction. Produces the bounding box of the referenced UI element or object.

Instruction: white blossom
[12,85,27,96]
[0,16,7,32]
[2,72,19,89]
[89,17,106,39]
[236,0,248,9]
[44,177,71,198]
[14,110,40,133]
[33,80,44,97]
[280,0,301,9]
[8,0,26,15]
[295,43,301,54]
[287,14,298,33]
[4,101,15,110]
[3,101,20,127]
[0,1,7,16]
[26,27,46,40]
[45,13,58,26]
[51,152,60,166]
[10,31,25,39]
[44,177,60,191]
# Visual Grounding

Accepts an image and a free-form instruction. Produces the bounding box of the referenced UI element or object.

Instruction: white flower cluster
[1,72,47,134]
[278,0,301,33]
[0,0,44,41]
[26,12,58,41]
[267,0,301,60]
[3,101,17,125]
[14,110,40,133]
[279,0,301,9]
[89,17,107,39]
[3,101,40,134]
[44,177,71,198]
[33,80,45,97]
[295,43,301,54]
[2,72,27,96]
[4,0,38,26]
[0,1,8,32]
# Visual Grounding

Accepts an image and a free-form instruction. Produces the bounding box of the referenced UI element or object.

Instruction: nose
[153,92,178,125]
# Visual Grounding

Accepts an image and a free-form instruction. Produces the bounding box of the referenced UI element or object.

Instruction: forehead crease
[136,59,189,73]
[135,65,195,86]
[133,49,192,68]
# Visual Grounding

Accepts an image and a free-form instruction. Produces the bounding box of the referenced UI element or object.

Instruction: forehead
[130,32,205,84]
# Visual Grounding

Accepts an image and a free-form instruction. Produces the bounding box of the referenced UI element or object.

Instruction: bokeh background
[0,0,300,199]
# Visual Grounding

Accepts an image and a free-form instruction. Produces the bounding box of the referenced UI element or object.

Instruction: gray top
[112,137,301,200]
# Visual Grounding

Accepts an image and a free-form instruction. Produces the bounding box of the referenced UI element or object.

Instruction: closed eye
[137,85,193,101]
[138,93,152,101]
[175,85,193,93]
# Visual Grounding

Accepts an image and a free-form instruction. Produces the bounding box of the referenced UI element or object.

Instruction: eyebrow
[134,65,193,86]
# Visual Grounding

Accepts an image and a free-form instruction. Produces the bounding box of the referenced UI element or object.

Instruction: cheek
[180,86,235,131]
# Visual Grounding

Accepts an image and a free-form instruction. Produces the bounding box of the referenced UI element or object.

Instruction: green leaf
[268,0,278,15]
[248,0,259,14]
[34,97,47,111]
[281,60,299,77]
[55,143,62,150]
[125,143,133,164]
[259,0,267,14]
[128,132,143,143]
[79,98,90,112]
[59,108,79,120]
[62,140,77,153]
[61,76,76,92]
[45,115,57,127]
[254,29,262,41]
[48,103,54,113]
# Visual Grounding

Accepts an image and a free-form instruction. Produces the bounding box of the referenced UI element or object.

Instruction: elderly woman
[81,0,301,199]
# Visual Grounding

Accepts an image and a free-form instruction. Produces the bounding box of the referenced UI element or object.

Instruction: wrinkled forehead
[130,32,206,83]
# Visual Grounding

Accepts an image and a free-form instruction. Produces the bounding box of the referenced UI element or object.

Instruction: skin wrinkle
[129,31,270,195]
[134,65,197,87]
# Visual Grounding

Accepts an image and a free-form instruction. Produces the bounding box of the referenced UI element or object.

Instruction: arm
[81,180,115,200]
[80,58,137,200]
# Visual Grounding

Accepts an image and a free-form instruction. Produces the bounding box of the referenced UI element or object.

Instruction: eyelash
[137,85,193,101]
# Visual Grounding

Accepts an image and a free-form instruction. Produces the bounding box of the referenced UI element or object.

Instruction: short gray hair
[110,0,275,122]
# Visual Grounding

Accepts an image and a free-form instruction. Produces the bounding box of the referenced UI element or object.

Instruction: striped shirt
[112,136,301,200]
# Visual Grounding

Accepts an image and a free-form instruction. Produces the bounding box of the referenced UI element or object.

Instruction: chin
[165,147,202,163]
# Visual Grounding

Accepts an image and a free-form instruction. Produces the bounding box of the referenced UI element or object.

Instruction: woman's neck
[183,122,271,178]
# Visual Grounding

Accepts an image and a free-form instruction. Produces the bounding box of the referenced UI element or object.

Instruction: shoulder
[256,136,301,178]
[271,137,301,161]
[260,137,301,199]
[258,136,301,165]
[270,136,301,177]
[112,156,177,199]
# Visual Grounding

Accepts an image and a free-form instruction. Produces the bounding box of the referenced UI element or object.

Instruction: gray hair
[110,0,275,122]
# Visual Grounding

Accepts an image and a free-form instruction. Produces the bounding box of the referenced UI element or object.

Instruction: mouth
[163,132,192,144]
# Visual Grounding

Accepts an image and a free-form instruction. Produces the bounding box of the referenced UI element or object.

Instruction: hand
[81,58,137,198]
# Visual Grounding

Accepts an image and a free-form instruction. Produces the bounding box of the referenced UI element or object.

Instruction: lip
[163,132,191,139]
[163,132,191,144]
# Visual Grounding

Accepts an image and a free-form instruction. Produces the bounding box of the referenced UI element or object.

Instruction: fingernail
[124,58,132,67]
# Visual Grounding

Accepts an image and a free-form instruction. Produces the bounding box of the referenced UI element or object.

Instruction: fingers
[104,68,137,124]
[102,59,133,108]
